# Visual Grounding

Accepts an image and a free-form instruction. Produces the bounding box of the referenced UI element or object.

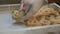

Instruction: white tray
[0,3,60,34]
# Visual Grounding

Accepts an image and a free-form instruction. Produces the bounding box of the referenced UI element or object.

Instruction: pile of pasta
[12,10,25,23]
[25,6,60,26]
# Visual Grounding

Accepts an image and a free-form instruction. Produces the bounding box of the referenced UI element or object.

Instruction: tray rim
[0,4,20,7]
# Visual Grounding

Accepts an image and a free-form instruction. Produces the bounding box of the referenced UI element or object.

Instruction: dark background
[48,0,60,3]
[0,0,21,4]
[0,0,60,5]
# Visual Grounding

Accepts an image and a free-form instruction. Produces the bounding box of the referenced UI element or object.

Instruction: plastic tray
[0,3,60,34]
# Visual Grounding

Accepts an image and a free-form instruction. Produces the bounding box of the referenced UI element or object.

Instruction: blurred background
[0,0,60,5]
[0,0,21,4]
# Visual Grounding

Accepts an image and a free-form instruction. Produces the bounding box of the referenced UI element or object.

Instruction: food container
[0,3,60,34]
